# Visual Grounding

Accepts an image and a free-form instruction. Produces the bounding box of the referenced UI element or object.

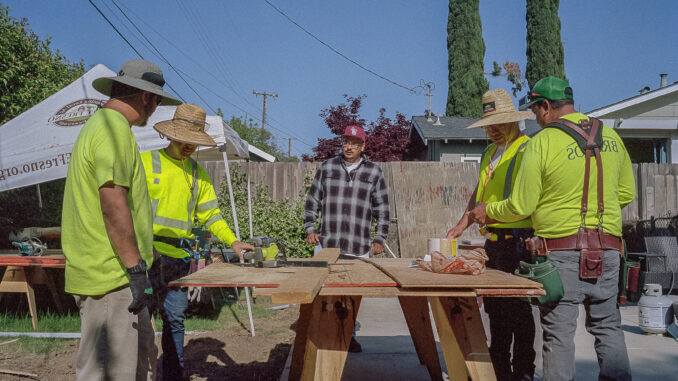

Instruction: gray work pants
[74,286,157,381]
[539,250,631,381]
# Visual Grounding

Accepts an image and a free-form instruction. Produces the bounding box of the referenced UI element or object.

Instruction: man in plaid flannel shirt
[304,125,390,258]
[303,125,390,352]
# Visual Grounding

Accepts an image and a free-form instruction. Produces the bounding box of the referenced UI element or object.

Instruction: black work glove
[127,259,154,315]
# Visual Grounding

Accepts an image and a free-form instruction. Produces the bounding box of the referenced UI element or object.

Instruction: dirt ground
[0,304,300,381]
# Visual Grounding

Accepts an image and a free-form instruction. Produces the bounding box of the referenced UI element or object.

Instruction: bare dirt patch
[0,304,300,381]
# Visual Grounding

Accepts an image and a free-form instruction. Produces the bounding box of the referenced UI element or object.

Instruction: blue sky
[4,0,677,156]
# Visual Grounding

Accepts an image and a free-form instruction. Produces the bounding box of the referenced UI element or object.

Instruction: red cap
[343,125,366,142]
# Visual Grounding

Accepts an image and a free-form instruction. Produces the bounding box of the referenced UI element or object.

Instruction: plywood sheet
[169,263,297,287]
[319,286,477,298]
[323,260,397,287]
[365,258,542,289]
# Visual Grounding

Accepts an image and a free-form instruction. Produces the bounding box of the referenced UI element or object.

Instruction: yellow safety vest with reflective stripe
[476,134,532,230]
[140,149,238,258]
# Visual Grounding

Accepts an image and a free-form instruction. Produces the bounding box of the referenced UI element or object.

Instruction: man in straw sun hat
[142,103,254,380]
[470,76,634,381]
[62,59,180,380]
[447,88,536,381]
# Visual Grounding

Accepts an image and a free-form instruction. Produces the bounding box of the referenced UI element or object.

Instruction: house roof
[410,115,542,142]
[410,116,486,141]
[587,81,678,118]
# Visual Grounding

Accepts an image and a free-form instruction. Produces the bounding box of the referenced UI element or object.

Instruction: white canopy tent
[0,64,249,192]
[0,64,258,334]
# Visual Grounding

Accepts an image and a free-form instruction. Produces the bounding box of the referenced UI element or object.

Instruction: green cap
[522,76,573,109]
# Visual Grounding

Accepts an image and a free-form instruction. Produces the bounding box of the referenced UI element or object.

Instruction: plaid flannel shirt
[303,155,390,255]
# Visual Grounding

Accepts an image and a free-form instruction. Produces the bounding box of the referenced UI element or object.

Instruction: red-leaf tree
[303,95,424,162]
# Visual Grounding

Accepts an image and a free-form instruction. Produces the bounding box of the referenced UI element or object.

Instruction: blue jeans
[151,256,191,381]
[539,250,631,381]
[484,229,536,381]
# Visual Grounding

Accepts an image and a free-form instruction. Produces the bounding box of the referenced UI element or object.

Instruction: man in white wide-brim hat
[447,88,537,381]
[141,103,253,381]
[62,59,180,381]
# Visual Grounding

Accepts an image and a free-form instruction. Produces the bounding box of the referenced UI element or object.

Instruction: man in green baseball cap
[469,75,634,380]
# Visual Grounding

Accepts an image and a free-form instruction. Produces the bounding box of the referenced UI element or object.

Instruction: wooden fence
[201,161,674,258]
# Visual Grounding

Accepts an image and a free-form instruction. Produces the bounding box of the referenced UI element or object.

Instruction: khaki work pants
[74,286,157,381]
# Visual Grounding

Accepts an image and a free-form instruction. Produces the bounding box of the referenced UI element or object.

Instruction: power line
[263,0,417,94]
[91,0,315,152]
[113,0,308,145]
[111,0,220,113]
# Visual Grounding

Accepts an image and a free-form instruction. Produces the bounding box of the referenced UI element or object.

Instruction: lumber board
[323,259,397,287]
[319,286,477,298]
[257,248,341,304]
[169,262,297,287]
[365,258,542,289]
[0,253,65,268]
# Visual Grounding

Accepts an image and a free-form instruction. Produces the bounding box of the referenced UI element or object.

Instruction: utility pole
[287,137,292,157]
[253,90,277,131]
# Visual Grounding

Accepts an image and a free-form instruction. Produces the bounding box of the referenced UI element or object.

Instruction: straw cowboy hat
[466,89,533,129]
[154,104,217,146]
[93,60,181,106]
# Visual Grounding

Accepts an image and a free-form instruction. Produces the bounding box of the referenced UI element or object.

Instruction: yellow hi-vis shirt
[486,113,636,238]
[141,149,238,258]
[62,108,153,295]
[476,134,532,229]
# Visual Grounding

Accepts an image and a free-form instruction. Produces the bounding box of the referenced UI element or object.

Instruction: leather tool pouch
[579,248,604,278]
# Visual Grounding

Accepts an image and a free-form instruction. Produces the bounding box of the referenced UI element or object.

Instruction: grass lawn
[0,289,282,354]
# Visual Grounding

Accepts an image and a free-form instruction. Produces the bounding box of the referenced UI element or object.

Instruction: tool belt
[154,235,191,248]
[526,230,622,255]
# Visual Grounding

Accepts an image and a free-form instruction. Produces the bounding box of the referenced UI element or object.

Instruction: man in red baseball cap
[303,124,390,352]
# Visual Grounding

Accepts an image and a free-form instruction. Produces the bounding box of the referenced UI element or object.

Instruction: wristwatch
[126,259,148,275]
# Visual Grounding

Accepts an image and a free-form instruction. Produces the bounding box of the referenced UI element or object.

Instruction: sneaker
[348,337,362,353]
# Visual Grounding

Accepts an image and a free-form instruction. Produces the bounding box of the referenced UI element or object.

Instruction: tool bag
[515,237,564,305]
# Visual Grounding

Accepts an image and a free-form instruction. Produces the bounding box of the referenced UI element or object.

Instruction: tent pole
[36,184,43,209]
[221,149,255,337]
[247,161,253,240]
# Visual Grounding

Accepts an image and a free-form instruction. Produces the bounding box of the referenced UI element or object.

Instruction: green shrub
[217,164,314,258]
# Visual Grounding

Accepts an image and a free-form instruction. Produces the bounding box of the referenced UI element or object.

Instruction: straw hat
[154,104,217,146]
[466,89,533,129]
[93,60,181,106]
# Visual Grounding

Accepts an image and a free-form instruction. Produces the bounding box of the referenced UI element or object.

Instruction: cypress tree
[525,0,566,89]
[446,0,488,117]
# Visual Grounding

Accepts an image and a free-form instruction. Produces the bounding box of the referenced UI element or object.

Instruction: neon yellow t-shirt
[486,113,635,238]
[62,108,153,295]
[141,149,237,259]
[476,134,532,229]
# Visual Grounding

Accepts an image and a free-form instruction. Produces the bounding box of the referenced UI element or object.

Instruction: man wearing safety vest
[141,103,254,381]
[470,77,634,381]
[447,89,536,381]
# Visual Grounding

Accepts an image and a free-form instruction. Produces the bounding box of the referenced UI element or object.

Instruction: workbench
[0,250,66,330]
[170,249,543,381]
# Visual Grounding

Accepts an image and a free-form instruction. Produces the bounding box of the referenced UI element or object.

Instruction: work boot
[348,337,362,353]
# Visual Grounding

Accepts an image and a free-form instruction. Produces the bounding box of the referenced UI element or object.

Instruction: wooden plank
[0,254,65,268]
[365,258,543,289]
[318,286,477,297]
[475,288,545,297]
[399,296,444,381]
[262,248,341,304]
[430,296,496,381]
[289,302,313,381]
[169,262,296,288]
[323,260,397,287]
[299,295,362,381]
[654,175,667,216]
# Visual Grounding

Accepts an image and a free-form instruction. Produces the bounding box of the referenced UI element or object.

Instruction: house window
[623,138,668,163]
